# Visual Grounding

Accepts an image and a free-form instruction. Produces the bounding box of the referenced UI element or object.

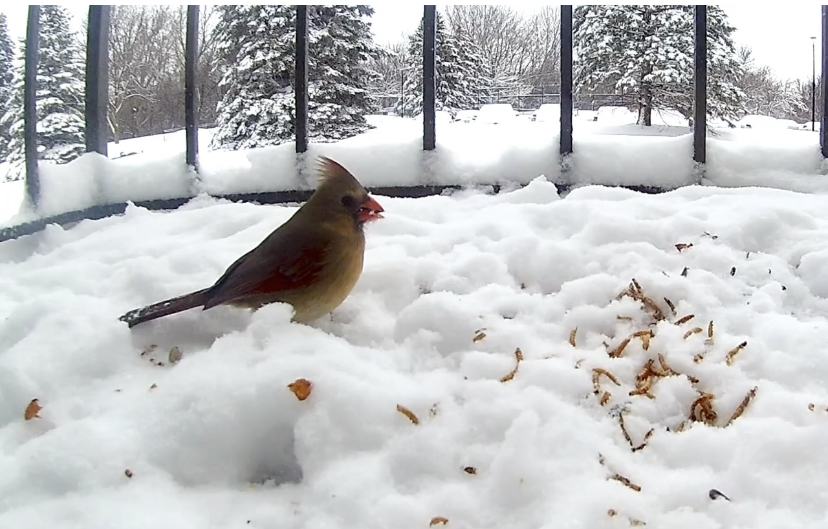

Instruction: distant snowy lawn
[4,179,828,527]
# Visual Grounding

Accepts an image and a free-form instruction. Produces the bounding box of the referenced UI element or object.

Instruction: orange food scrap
[288,378,313,401]
[24,399,41,420]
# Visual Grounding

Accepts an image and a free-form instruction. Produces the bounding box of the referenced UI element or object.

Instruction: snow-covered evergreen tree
[0,14,15,163]
[210,5,378,150]
[2,5,85,181]
[574,5,744,126]
[398,12,487,116]
[451,27,488,109]
[308,5,379,140]
[210,5,294,151]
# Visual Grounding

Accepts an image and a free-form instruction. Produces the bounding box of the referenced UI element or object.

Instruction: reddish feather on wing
[243,247,327,295]
[203,239,329,309]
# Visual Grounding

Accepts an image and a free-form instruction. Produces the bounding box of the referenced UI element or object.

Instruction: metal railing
[3,5,828,243]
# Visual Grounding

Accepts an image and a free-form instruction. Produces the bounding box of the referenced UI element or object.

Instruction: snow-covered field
[4,177,828,527]
[1,110,826,226]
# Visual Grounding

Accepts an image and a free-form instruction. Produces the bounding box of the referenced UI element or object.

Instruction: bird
[118,156,384,328]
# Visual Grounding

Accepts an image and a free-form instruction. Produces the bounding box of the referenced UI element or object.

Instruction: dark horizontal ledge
[0,182,669,243]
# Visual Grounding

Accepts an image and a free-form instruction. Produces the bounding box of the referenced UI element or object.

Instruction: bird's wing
[202,227,331,310]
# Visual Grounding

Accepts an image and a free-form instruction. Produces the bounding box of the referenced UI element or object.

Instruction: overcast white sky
[0,4,823,81]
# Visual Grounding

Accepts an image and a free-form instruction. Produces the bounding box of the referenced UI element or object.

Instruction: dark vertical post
[423,5,436,151]
[822,6,828,157]
[24,5,41,208]
[185,5,200,169]
[693,5,707,168]
[295,5,309,153]
[85,6,110,156]
[560,5,573,158]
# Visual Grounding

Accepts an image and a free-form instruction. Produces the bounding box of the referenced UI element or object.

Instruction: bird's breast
[284,238,366,323]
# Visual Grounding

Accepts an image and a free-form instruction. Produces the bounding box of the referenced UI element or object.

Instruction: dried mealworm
[500,348,523,382]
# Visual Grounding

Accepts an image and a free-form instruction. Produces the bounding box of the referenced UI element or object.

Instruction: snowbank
[4,113,828,228]
[3,181,828,527]
[736,114,800,130]
[706,128,827,192]
[5,118,566,225]
[0,179,24,224]
[573,131,694,189]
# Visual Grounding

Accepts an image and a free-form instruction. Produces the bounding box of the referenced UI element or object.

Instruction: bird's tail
[119,289,210,328]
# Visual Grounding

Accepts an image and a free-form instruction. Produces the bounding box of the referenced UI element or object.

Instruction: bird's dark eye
[341,195,356,208]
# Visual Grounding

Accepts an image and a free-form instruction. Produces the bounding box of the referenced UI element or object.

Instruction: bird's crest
[315,156,362,190]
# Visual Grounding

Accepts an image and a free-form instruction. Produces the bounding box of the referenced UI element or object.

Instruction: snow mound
[4,115,828,227]
[2,182,828,527]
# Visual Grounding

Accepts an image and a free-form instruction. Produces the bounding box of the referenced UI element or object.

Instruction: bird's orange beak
[358,195,384,223]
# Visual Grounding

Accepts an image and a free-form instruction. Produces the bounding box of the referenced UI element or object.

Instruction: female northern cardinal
[118,156,384,328]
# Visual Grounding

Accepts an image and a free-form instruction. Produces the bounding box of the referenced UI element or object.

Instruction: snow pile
[4,118,568,224]
[32,152,196,217]
[595,106,639,126]
[4,113,828,228]
[573,132,693,189]
[707,128,826,192]
[0,177,23,223]
[2,181,828,527]
[533,103,560,123]
[201,117,560,196]
[476,104,519,125]
[735,115,800,130]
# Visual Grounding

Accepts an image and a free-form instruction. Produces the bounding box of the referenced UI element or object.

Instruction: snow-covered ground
[3,177,828,527]
[1,110,826,226]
